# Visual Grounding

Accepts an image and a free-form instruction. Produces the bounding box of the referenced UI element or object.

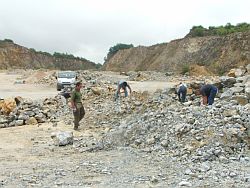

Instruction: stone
[24,111,35,117]
[183,101,192,106]
[233,83,244,87]
[0,116,8,124]
[220,76,236,87]
[200,162,211,172]
[18,114,29,121]
[246,64,250,73]
[235,68,245,77]
[184,169,192,175]
[232,95,249,105]
[227,69,236,77]
[245,86,250,99]
[229,172,237,177]
[227,68,245,78]
[91,87,102,95]
[26,117,38,125]
[14,96,24,106]
[220,89,233,99]
[35,113,46,123]
[187,88,193,95]
[15,120,24,126]
[179,180,192,187]
[51,131,74,146]
[150,176,159,184]
[146,138,155,145]
[230,87,244,94]
[160,140,169,147]
[242,75,250,84]
[0,98,16,115]
[223,109,238,117]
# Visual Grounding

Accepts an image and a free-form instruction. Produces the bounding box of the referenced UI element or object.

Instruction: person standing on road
[200,84,218,105]
[115,80,132,101]
[71,81,85,130]
[177,82,187,103]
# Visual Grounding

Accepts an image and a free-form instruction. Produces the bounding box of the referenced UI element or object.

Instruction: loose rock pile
[0,67,249,187]
[0,95,70,128]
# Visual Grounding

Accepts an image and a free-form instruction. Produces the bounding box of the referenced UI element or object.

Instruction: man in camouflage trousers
[71,82,85,130]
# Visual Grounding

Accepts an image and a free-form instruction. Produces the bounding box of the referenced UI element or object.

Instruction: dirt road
[0,71,176,100]
[0,123,179,187]
[0,72,57,100]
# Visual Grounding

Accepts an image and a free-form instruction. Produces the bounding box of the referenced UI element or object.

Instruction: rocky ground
[0,66,250,187]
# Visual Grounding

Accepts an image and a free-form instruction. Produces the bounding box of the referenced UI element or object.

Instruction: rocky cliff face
[0,41,97,70]
[102,31,250,75]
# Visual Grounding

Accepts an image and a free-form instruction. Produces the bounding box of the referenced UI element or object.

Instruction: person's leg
[114,89,120,101]
[208,87,217,105]
[73,108,80,130]
[177,91,181,102]
[124,88,128,97]
[79,106,85,122]
[182,90,187,103]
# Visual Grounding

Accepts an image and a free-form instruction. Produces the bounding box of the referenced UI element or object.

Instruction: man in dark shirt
[71,82,85,130]
[177,82,187,103]
[200,84,218,105]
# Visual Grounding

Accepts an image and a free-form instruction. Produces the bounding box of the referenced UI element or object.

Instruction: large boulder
[246,64,250,73]
[219,76,236,88]
[26,117,38,125]
[232,95,249,105]
[91,87,102,95]
[245,87,250,99]
[244,79,250,97]
[230,87,244,94]
[0,98,16,115]
[220,89,233,99]
[227,68,246,78]
[51,131,74,146]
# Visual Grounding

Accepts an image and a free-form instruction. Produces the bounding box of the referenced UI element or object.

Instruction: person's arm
[117,85,121,94]
[71,91,76,110]
[202,96,208,105]
[127,85,132,94]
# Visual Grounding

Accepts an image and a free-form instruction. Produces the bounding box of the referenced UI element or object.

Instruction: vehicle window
[58,72,76,78]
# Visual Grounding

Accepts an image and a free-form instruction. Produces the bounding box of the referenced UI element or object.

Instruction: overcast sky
[0,0,249,64]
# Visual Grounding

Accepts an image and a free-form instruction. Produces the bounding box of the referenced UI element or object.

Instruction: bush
[189,22,250,37]
[106,43,134,61]
[181,64,190,75]
[53,52,75,59]
[95,63,102,69]
[3,39,13,43]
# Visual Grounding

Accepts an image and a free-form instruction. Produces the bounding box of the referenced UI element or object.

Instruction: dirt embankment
[103,31,250,75]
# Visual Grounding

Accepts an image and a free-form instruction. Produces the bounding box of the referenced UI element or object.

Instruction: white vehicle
[56,71,77,91]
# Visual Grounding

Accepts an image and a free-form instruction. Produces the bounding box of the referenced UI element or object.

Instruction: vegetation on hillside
[3,39,14,43]
[105,43,134,62]
[188,22,250,37]
[29,48,94,63]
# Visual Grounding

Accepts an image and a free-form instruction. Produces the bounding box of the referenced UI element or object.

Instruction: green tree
[189,23,250,37]
[3,39,13,43]
[106,43,134,60]
[190,26,206,37]
[53,52,75,59]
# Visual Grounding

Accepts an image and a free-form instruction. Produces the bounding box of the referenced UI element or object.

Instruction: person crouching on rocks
[200,84,218,105]
[115,81,132,101]
[177,82,187,103]
[71,81,85,130]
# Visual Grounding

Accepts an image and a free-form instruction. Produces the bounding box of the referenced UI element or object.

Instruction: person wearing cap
[71,81,85,130]
[200,84,218,105]
[177,82,187,103]
[115,80,132,100]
